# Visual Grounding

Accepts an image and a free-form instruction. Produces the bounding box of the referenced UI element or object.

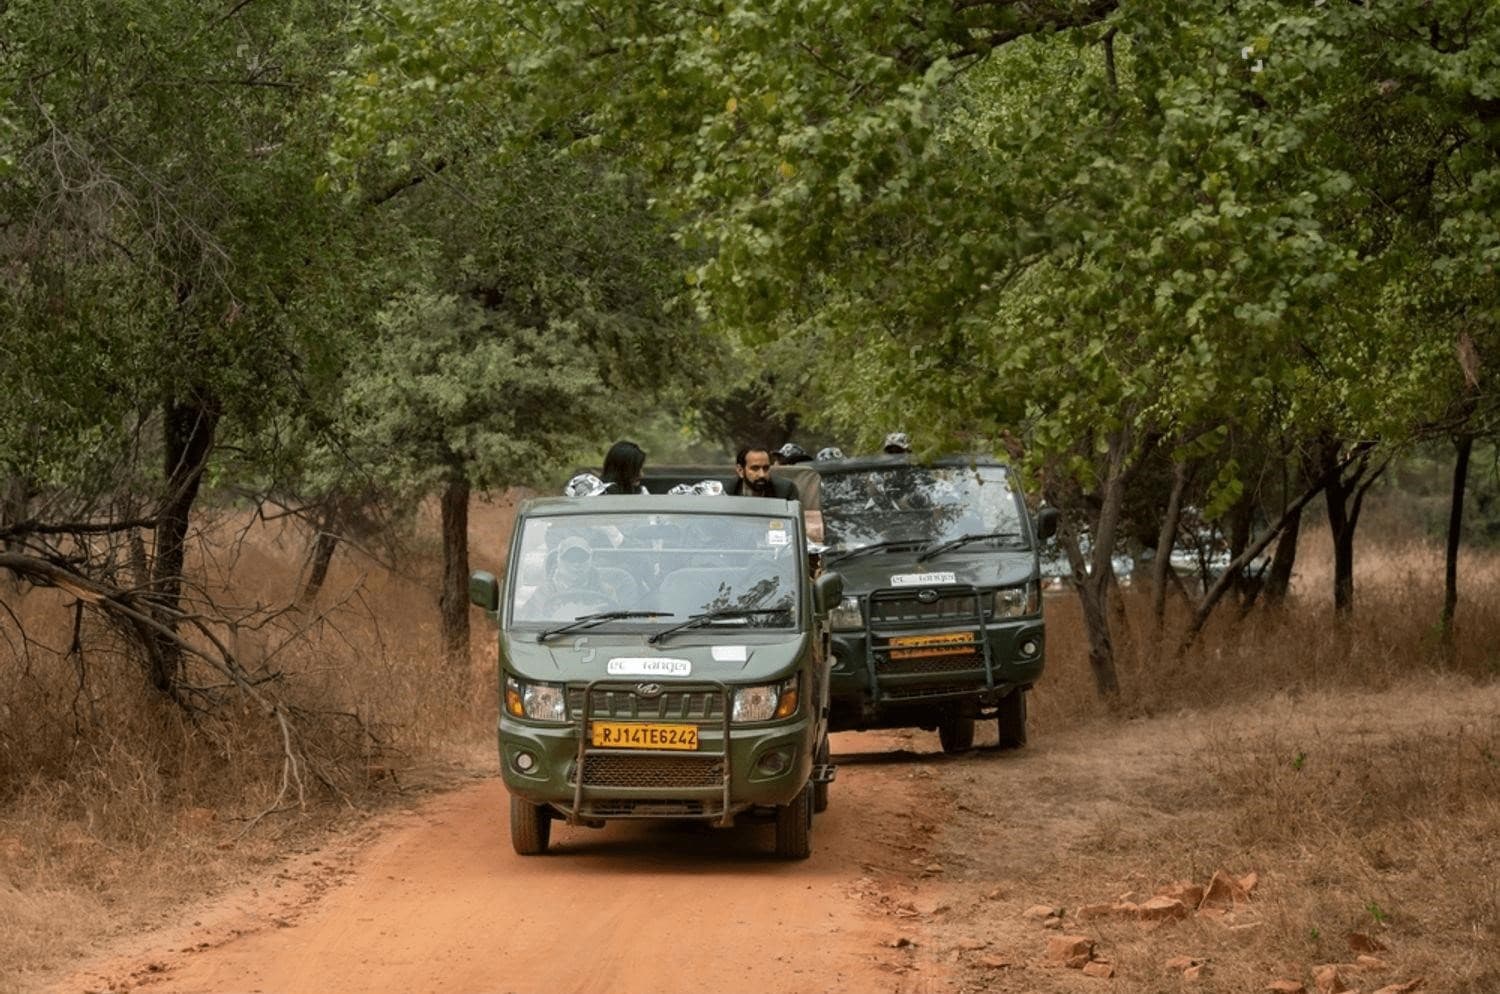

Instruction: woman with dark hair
[599,440,648,495]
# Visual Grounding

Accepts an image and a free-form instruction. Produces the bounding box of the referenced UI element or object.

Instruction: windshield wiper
[824,539,925,565]
[647,607,791,645]
[537,611,671,642]
[917,531,1022,562]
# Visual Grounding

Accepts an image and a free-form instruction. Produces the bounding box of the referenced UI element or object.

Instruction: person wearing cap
[882,432,911,455]
[544,535,632,606]
[773,442,812,466]
[730,444,800,500]
[815,446,844,461]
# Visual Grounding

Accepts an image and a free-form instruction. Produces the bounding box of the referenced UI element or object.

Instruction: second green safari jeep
[469,494,843,859]
[815,454,1057,752]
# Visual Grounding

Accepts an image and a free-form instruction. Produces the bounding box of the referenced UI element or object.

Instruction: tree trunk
[439,476,471,667]
[1077,570,1119,697]
[1107,565,1134,676]
[1060,527,1120,700]
[1151,459,1191,630]
[1,476,30,595]
[1261,506,1301,606]
[1180,471,1329,653]
[299,499,342,605]
[128,528,151,589]
[1319,439,1386,618]
[147,395,220,695]
[1225,492,1255,602]
[1060,427,1131,700]
[1442,431,1473,637]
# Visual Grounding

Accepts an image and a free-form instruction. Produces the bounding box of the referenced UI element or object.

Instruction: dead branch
[0,516,160,540]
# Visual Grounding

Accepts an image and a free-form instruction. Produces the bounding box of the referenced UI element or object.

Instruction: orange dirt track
[63,732,947,994]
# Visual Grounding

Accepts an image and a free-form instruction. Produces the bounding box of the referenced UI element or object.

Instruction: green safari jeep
[469,493,843,859]
[815,455,1057,751]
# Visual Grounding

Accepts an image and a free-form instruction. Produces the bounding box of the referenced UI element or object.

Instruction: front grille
[870,593,985,626]
[570,754,725,788]
[567,686,725,720]
[583,799,718,817]
[877,653,985,675]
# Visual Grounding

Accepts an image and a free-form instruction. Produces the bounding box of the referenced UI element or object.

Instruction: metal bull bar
[863,584,994,700]
[569,678,735,827]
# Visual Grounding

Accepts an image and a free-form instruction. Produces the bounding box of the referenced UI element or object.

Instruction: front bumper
[498,680,813,825]
[829,622,1044,695]
[827,597,1045,728]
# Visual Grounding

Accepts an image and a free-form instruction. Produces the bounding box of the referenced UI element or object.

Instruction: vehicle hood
[502,630,810,684]
[828,549,1035,595]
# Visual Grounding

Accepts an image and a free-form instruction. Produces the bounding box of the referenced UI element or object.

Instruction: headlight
[732,678,799,722]
[992,581,1040,618]
[505,676,567,722]
[828,595,863,631]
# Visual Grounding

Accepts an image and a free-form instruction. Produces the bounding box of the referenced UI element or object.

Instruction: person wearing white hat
[774,442,812,465]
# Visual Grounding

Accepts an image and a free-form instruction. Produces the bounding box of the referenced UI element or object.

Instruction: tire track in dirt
[59,732,954,994]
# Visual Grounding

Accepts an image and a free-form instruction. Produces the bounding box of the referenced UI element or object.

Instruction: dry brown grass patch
[0,495,523,991]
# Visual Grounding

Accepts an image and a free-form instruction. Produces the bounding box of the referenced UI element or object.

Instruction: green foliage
[343,290,610,490]
[0,0,373,499]
[1,0,708,526]
[335,0,1500,515]
[325,137,710,496]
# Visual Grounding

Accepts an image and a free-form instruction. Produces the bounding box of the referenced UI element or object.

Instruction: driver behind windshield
[543,536,632,606]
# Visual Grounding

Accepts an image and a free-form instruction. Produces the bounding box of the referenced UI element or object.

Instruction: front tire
[996,689,1028,749]
[510,795,551,855]
[939,715,975,753]
[775,784,813,860]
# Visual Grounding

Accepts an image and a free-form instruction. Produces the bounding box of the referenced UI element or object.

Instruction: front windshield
[509,512,800,628]
[819,465,1025,551]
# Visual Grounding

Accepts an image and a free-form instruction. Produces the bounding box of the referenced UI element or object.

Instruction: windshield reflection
[510,512,800,628]
[819,465,1025,550]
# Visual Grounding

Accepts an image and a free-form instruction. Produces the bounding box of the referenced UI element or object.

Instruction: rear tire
[510,795,551,855]
[996,689,1028,749]
[939,715,975,753]
[775,784,813,860]
[813,734,831,813]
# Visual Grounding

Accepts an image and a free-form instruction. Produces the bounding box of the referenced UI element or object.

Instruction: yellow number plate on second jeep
[591,722,700,751]
[888,631,976,660]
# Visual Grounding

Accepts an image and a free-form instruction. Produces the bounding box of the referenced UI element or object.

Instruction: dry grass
[947,679,1500,992]
[5,492,1499,992]
[0,492,521,992]
[941,524,1500,993]
[1030,528,1500,736]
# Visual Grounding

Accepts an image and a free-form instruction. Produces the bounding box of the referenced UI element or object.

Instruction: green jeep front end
[815,456,1055,751]
[470,494,841,859]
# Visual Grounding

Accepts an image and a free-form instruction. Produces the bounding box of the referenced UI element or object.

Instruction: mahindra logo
[635,683,664,699]
[916,588,940,603]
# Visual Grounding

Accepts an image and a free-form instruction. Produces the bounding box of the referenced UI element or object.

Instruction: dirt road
[58,679,1494,994]
[62,731,956,994]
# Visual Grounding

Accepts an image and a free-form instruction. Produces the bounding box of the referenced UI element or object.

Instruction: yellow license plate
[591,722,700,751]
[888,631,976,660]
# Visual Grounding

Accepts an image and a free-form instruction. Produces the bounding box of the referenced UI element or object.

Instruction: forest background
[2,0,1498,988]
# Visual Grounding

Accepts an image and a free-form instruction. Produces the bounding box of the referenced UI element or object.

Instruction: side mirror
[1036,508,1060,543]
[468,570,500,612]
[813,571,844,614]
